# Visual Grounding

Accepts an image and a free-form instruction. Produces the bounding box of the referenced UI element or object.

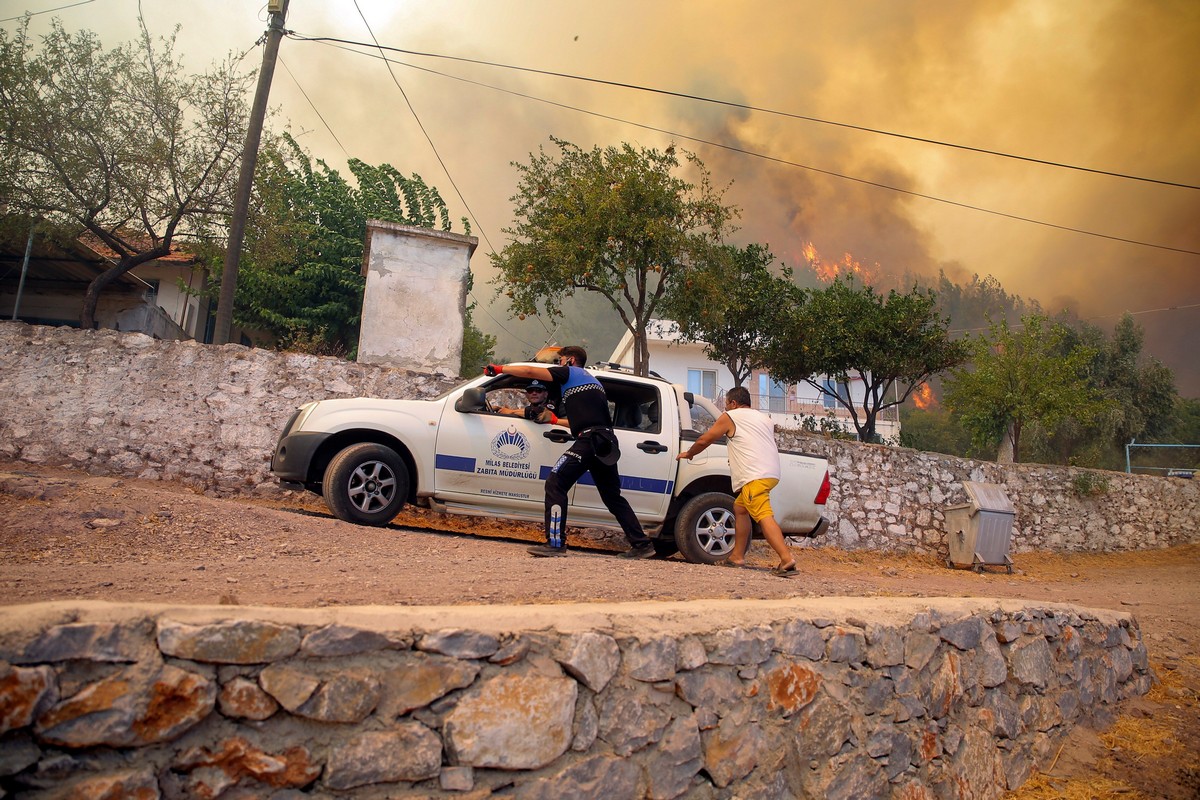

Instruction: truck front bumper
[271,431,331,485]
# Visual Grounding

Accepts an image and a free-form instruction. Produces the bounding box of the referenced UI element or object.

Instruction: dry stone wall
[1,321,1196,555]
[0,599,1151,799]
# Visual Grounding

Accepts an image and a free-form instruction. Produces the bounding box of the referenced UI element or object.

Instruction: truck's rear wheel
[675,492,736,564]
[323,443,409,526]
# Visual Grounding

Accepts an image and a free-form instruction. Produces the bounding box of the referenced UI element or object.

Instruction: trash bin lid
[962,481,1015,514]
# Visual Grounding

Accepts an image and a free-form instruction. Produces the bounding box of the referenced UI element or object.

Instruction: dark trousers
[544,435,649,548]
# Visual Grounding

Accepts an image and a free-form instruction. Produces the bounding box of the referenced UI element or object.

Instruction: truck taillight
[814,471,831,505]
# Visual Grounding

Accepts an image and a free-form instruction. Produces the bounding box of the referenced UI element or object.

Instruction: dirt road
[1,463,1197,798]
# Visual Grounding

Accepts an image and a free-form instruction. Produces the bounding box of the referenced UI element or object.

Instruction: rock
[300,624,392,656]
[217,676,278,721]
[0,663,58,736]
[557,631,620,693]
[418,628,500,659]
[444,673,576,769]
[34,661,214,748]
[16,622,148,664]
[377,652,481,718]
[173,736,320,794]
[766,662,822,716]
[157,620,300,664]
[514,753,641,800]
[324,725,441,789]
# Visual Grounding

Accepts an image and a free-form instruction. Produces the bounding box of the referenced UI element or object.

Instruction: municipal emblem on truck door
[491,427,530,460]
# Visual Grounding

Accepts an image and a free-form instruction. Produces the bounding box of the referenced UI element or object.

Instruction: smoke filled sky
[11,0,1200,394]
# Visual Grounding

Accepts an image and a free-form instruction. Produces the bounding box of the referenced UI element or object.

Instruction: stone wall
[1,321,1196,554]
[0,599,1151,799]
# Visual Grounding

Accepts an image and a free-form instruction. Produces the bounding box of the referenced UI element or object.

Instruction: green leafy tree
[944,314,1109,462]
[898,406,975,457]
[661,242,795,388]
[1024,314,1178,468]
[765,277,967,442]
[459,272,496,376]
[491,137,736,375]
[0,17,250,328]
[228,134,474,356]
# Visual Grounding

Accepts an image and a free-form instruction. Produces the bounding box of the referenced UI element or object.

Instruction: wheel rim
[346,460,397,513]
[693,507,735,556]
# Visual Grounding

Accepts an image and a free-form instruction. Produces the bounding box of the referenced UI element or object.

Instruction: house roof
[0,224,195,293]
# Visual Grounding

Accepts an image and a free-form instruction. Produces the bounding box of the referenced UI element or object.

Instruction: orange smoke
[801,242,879,285]
[912,382,936,410]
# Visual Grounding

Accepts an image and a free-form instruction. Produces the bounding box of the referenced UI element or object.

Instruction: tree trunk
[79,262,131,329]
[79,245,170,329]
[633,330,650,376]
[996,420,1018,463]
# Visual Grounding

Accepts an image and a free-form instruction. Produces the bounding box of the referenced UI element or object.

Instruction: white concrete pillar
[357,221,478,376]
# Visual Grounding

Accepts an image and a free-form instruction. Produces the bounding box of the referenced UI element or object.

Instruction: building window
[687,368,717,400]
[822,378,849,409]
[758,375,787,413]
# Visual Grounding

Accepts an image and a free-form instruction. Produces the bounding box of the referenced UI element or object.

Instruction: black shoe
[618,544,656,560]
[528,545,568,557]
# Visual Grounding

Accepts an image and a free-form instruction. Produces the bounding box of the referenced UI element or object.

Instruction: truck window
[598,378,661,434]
[688,403,718,435]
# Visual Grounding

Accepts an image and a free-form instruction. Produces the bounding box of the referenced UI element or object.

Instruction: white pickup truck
[271,363,830,563]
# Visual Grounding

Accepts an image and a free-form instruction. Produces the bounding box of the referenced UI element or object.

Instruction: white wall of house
[130,262,208,340]
[608,319,900,441]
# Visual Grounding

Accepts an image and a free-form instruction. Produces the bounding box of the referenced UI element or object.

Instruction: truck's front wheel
[323,443,409,526]
[675,492,736,564]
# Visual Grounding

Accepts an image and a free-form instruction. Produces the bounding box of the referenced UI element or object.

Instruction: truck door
[570,377,675,525]
[433,380,569,520]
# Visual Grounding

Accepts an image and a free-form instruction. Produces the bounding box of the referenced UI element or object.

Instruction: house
[607,319,901,440]
[0,220,230,343]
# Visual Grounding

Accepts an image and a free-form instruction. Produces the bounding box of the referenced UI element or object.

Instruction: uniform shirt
[725,407,782,492]
[547,365,611,436]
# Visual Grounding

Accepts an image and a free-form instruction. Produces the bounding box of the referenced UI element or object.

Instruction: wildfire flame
[802,241,879,285]
[912,382,936,410]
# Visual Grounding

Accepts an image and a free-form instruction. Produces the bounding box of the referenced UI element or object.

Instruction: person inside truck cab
[495,379,558,421]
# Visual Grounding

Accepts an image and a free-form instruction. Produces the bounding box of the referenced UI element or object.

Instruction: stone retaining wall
[1,321,1196,555]
[0,599,1151,799]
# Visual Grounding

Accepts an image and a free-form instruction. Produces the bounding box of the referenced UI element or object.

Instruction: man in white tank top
[678,386,797,576]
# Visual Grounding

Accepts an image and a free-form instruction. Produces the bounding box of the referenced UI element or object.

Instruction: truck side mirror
[455,387,487,413]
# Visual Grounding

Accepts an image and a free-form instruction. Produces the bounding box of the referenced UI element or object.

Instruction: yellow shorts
[735,478,779,523]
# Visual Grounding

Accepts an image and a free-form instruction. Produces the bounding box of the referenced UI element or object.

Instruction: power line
[0,0,95,23]
[278,56,348,156]
[295,35,1200,258]
[347,4,548,352]
[291,34,1200,193]
[350,2,495,256]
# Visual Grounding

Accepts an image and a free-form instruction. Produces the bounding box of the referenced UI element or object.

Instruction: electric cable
[1,0,95,23]
[297,36,1200,257]
[278,56,349,156]
[289,33,1200,192]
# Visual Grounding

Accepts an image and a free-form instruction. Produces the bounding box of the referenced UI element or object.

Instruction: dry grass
[1010,774,1148,799]
[1008,656,1200,799]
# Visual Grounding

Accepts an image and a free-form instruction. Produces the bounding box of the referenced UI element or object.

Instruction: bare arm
[677,413,735,460]
[490,364,554,381]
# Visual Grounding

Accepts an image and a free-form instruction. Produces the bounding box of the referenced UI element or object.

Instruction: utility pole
[212,0,289,345]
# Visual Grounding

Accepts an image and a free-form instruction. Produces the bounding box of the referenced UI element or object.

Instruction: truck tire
[675,492,737,564]
[323,443,409,526]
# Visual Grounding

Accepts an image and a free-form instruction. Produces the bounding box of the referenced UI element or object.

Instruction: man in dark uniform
[485,346,655,559]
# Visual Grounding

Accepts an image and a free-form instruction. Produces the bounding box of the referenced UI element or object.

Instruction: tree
[944,314,1109,462]
[229,133,476,357]
[1024,313,1178,468]
[764,277,968,442]
[0,18,250,328]
[661,242,795,388]
[491,137,736,375]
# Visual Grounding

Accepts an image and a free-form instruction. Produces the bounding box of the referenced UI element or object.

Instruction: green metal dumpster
[945,481,1015,573]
